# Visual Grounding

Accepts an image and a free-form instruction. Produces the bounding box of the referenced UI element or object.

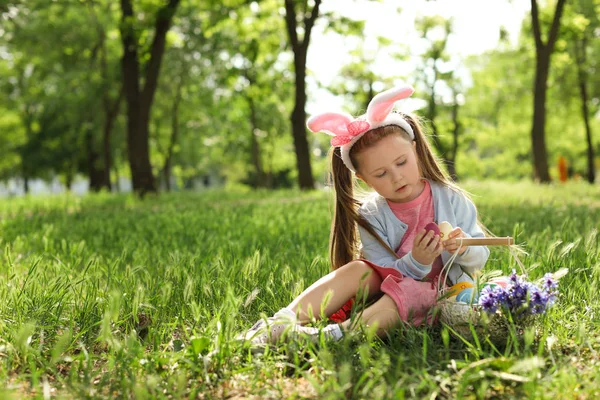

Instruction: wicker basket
[439,300,537,344]
[436,243,535,345]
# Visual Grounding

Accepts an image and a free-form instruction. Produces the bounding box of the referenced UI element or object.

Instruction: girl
[239,85,489,346]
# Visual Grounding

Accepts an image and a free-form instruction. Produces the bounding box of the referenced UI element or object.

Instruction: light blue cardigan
[357,180,490,284]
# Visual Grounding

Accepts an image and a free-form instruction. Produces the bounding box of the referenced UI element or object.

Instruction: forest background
[2,1,600,398]
[1,0,598,195]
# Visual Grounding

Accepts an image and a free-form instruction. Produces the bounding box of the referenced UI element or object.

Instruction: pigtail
[329,147,399,270]
[329,147,360,270]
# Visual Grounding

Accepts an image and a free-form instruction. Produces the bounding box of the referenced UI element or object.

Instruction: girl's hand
[443,227,468,255]
[412,229,443,265]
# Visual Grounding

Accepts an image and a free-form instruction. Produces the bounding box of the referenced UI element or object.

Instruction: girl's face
[355,134,423,203]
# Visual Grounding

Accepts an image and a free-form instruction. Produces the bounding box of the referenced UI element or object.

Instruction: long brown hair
[328,112,475,270]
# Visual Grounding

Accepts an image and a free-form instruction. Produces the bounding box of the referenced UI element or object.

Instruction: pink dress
[330,180,442,326]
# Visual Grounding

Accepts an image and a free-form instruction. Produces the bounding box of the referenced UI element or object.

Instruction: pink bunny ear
[306,112,353,136]
[366,86,414,123]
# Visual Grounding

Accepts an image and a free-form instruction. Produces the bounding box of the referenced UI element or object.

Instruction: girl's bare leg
[287,260,382,322]
[340,294,400,337]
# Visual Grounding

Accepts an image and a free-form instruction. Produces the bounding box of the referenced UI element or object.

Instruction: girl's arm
[358,224,432,280]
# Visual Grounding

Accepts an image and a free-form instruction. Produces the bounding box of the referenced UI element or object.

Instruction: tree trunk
[284,0,320,190]
[114,164,121,193]
[100,71,124,192]
[101,98,116,191]
[531,48,551,182]
[530,0,567,183]
[121,0,156,195]
[290,56,314,189]
[65,169,74,192]
[162,78,183,192]
[581,85,596,185]
[424,64,453,174]
[89,6,116,192]
[162,160,171,192]
[21,106,33,196]
[248,95,266,188]
[120,0,180,196]
[87,126,105,192]
[427,94,444,155]
[575,37,595,184]
[448,101,460,181]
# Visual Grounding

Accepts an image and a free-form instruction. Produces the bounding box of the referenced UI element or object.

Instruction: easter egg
[424,222,440,236]
[438,221,453,240]
[447,281,474,297]
[424,222,441,245]
[489,277,510,288]
[456,288,478,304]
[481,282,499,291]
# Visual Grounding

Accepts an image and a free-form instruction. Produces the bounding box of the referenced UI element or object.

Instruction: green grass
[0,181,599,399]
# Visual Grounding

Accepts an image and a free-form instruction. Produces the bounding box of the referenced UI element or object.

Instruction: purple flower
[545,291,557,307]
[492,286,509,306]
[507,279,530,310]
[478,271,560,319]
[479,292,498,313]
[528,286,548,315]
[478,285,509,313]
[509,270,519,284]
[479,286,500,313]
[543,273,558,291]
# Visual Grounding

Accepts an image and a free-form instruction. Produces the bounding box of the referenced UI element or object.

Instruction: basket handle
[436,236,525,295]
[456,237,513,246]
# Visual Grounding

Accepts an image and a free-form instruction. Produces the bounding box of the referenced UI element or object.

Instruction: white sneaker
[238,308,297,348]
[294,323,344,343]
[238,310,344,353]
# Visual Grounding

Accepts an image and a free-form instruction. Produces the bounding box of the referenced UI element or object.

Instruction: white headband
[306,85,415,173]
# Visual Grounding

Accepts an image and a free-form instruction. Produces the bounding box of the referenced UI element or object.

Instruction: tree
[414,15,462,177]
[225,1,291,188]
[141,0,293,190]
[460,37,534,180]
[87,0,124,192]
[119,0,181,195]
[569,0,598,183]
[446,78,464,180]
[529,0,567,182]
[0,1,104,192]
[284,0,322,190]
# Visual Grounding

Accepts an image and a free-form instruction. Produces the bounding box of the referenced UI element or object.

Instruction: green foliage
[184,0,296,187]
[323,14,366,36]
[1,0,599,187]
[0,0,119,184]
[460,47,535,180]
[0,109,24,179]
[459,0,600,180]
[0,183,599,397]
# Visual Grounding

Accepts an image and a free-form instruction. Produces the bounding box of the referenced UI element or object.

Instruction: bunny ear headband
[306,85,415,173]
